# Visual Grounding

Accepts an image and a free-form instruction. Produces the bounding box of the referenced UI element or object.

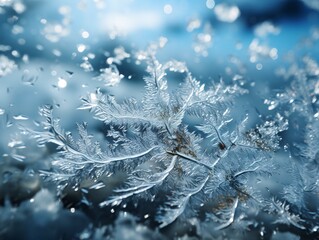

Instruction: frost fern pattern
[25,49,290,230]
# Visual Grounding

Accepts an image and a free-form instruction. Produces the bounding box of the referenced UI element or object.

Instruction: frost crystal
[94,65,124,87]
[246,114,288,151]
[0,55,17,77]
[267,198,306,230]
[2,1,319,239]
[23,46,283,232]
[80,58,94,72]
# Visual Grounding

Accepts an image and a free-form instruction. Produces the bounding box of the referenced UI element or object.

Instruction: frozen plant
[94,65,124,87]
[23,45,291,235]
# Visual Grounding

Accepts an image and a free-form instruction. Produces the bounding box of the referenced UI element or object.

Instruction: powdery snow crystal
[0,55,17,77]
[94,65,124,86]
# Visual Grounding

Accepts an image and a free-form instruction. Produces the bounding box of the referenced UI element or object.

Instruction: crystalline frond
[168,73,206,130]
[266,198,306,230]
[141,57,172,128]
[206,197,239,231]
[79,89,156,126]
[181,77,247,118]
[100,154,177,207]
[157,173,210,228]
[206,79,248,104]
[24,105,159,170]
[296,119,319,167]
[269,57,319,115]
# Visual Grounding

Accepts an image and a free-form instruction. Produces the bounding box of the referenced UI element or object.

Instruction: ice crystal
[94,65,124,87]
[266,198,306,230]
[1,1,319,239]
[246,114,288,151]
[80,58,94,72]
[22,46,287,232]
[0,55,17,77]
